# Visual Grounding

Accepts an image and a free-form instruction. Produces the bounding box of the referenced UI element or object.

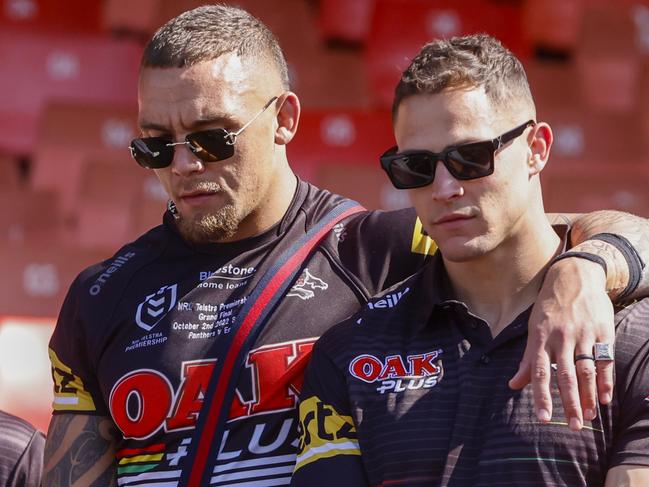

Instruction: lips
[433,213,473,225]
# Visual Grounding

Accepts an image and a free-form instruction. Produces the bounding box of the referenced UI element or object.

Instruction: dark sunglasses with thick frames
[380,120,536,190]
[129,96,279,169]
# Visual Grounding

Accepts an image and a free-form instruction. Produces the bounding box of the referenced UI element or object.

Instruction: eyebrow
[138,114,238,134]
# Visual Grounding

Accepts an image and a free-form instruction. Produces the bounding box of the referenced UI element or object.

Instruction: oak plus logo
[135,284,178,331]
[349,349,443,394]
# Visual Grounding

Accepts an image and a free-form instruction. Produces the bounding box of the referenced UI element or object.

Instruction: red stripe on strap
[187,205,362,487]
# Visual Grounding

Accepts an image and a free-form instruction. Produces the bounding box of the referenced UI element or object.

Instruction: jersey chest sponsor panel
[94,253,364,486]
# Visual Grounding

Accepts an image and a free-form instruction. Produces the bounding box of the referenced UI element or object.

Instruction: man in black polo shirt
[292,34,649,487]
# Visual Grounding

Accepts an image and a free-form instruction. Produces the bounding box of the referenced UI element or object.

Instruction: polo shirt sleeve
[609,300,649,467]
[291,329,369,487]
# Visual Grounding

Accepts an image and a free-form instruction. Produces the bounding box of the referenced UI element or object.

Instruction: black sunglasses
[129,96,278,169]
[380,120,535,189]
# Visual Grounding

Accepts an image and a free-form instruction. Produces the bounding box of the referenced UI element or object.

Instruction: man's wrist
[566,239,629,301]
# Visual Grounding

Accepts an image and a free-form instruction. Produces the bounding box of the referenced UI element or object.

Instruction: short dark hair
[141,4,290,89]
[393,34,534,120]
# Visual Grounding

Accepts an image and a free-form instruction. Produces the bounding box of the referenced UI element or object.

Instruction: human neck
[221,166,298,243]
[443,214,561,337]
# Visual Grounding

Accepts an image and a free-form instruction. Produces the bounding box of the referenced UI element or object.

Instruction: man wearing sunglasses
[292,34,649,487]
[43,5,649,487]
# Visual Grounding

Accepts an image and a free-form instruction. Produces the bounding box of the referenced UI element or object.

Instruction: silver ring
[593,342,614,361]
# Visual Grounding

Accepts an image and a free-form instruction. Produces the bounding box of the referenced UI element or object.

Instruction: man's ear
[528,122,553,176]
[274,91,300,145]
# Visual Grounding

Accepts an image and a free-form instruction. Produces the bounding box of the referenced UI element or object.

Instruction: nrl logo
[287,269,328,300]
[135,284,178,331]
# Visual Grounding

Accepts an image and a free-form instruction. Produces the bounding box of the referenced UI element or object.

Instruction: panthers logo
[287,269,328,300]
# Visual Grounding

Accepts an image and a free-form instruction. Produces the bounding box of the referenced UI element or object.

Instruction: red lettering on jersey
[229,339,316,418]
[110,370,173,439]
[165,360,215,431]
[349,355,383,383]
[409,352,441,376]
[378,355,408,380]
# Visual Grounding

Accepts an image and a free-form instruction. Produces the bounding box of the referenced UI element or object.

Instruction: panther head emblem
[287,269,328,300]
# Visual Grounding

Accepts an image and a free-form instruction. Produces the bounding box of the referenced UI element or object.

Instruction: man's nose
[430,160,464,201]
[169,141,205,175]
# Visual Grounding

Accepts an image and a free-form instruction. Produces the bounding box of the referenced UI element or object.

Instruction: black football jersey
[48,180,435,487]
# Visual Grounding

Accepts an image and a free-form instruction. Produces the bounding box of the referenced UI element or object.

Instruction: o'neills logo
[89,251,137,296]
[367,287,409,310]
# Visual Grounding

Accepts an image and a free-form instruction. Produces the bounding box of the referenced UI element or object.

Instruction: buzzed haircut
[393,34,534,121]
[141,4,290,89]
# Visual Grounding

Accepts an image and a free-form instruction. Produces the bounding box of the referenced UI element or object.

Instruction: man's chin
[176,208,240,244]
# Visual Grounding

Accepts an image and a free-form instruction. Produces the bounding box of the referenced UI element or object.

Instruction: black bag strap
[179,200,365,487]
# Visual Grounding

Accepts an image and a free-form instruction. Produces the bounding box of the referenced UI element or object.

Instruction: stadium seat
[317,162,410,210]
[288,109,394,169]
[31,101,138,215]
[0,188,63,244]
[522,0,585,55]
[129,172,168,237]
[318,0,375,45]
[0,0,102,34]
[542,163,649,217]
[0,27,141,155]
[0,242,109,318]
[102,0,187,38]
[74,159,147,250]
[535,103,644,166]
[0,154,22,189]
[574,2,643,112]
[365,0,528,107]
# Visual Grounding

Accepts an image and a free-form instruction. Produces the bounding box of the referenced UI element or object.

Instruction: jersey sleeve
[336,208,435,297]
[48,277,108,415]
[291,329,369,487]
[609,300,649,467]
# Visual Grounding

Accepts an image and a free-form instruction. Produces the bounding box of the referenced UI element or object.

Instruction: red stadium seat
[31,102,139,215]
[522,0,585,54]
[130,172,168,237]
[542,163,649,217]
[102,0,187,37]
[0,154,22,189]
[365,0,529,107]
[574,2,644,112]
[317,162,410,211]
[0,188,64,245]
[0,243,109,317]
[288,109,394,170]
[0,0,102,34]
[0,28,141,155]
[74,159,147,251]
[536,103,644,167]
[318,0,375,45]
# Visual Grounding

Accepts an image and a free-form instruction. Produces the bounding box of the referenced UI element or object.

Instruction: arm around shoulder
[43,413,119,487]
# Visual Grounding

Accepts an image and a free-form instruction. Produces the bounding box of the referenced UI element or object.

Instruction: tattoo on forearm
[567,211,649,301]
[44,415,119,487]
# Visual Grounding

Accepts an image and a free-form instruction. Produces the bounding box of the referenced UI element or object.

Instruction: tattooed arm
[43,414,119,487]
[565,211,649,300]
[511,210,649,429]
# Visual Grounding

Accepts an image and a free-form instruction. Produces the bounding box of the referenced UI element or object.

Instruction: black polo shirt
[291,254,649,487]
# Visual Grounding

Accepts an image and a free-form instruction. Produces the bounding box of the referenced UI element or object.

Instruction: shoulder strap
[180,200,365,487]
